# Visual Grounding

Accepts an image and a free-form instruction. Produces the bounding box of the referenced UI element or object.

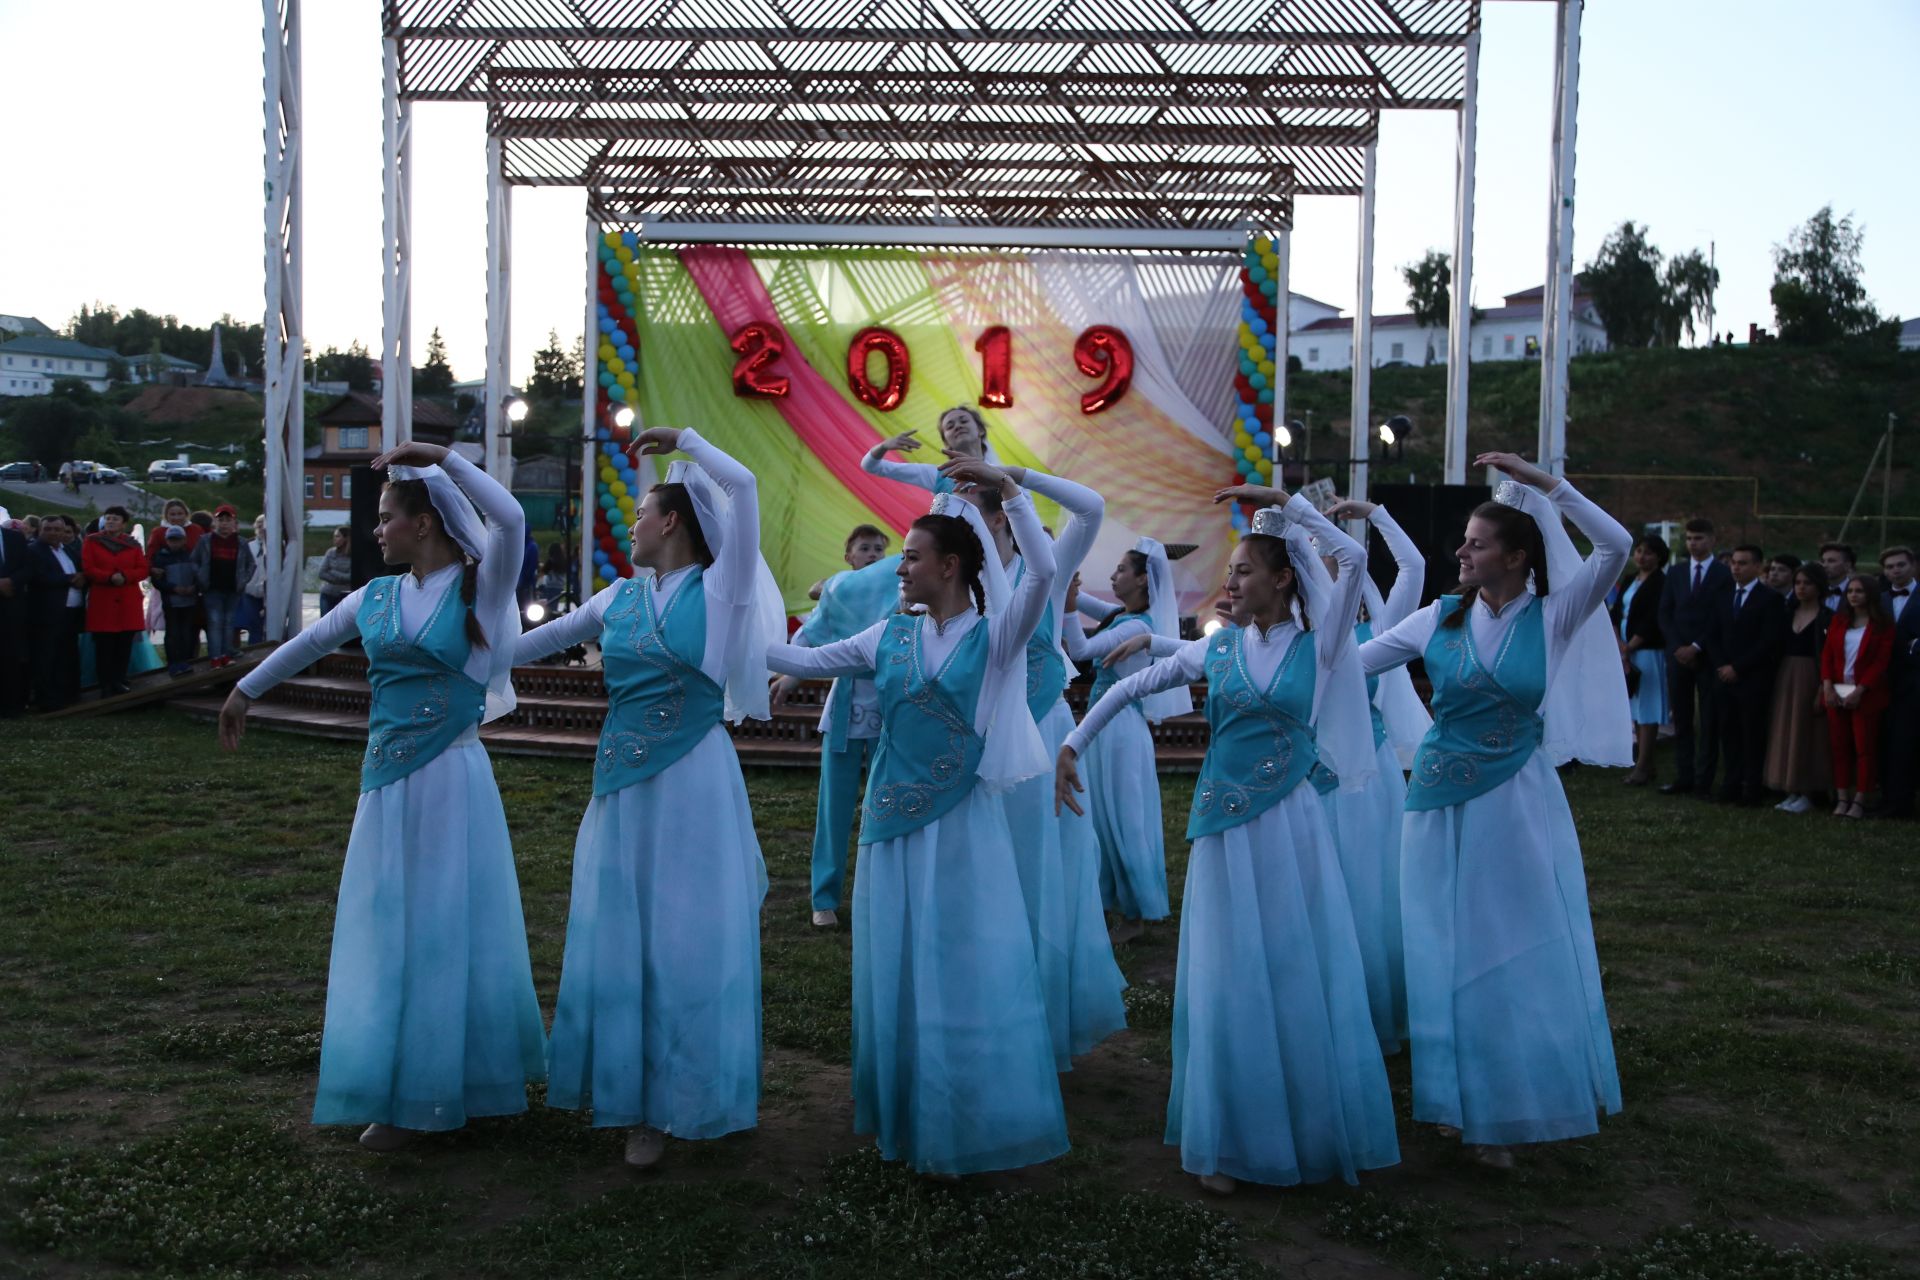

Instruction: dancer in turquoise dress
[767,460,1070,1175]
[1057,489,1396,1194]
[1063,542,1189,941]
[514,427,782,1169]
[775,526,901,928]
[861,428,1126,1067]
[1359,452,1631,1166]
[220,443,544,1152]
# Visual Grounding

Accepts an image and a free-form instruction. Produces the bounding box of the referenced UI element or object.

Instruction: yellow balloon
[1258,360,1275,376]
[618,373,636,389]
[1243,445,1262,462]
[603,232,620,249]
[1253,236,1272,255]
[615,247,633,263]
[611,480,628,496]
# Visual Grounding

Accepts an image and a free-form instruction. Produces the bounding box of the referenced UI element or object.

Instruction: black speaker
[348,465,391,588]
[1366,483,1492,607]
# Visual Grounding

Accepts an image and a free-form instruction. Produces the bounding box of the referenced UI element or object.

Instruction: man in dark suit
[1658,516,1733,795]
[1708,544,1787,805]
[1878,545,1918,819]
[26,514,86,712]
[0,510,32,716]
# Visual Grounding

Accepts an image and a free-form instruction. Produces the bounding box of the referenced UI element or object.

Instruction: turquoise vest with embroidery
[357,574,487,793]
[593,572,725,796]
[1355,619,1388,749]
[861,613,988,842]
[1406,594,1547,811]
[1188,626,1337,839]
[1025,608,1068,723]
[1088,610,1152,704]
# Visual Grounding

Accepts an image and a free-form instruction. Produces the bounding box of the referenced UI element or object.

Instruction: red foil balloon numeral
[728,322,791,399]
[975,325,1013,409]
[1073,325,1133,415]
[846,327,911,411]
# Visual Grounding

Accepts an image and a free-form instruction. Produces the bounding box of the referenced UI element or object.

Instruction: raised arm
[988,488,1058,668]
[438,449,526,620]
[1017,469,1105,580]
[1279,494,1367,671]
[861,430,942,491]
[1063,637,1207,754]
[673,427,760,597]
[1371,506,1425,628]
[766,621,886,680]
[236,586,367,698]
[1541,480,1633,645]
[514,583,615,664]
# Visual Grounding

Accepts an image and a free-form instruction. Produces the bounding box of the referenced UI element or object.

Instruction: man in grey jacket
[190,504,255,668]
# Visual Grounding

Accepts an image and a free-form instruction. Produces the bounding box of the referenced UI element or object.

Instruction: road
[0,476,149,518]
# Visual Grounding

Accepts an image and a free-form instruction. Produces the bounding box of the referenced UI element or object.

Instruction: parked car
[79,463,127,485]
[147,460,199,482]
[0,460,43,481]
[188,463,230,483]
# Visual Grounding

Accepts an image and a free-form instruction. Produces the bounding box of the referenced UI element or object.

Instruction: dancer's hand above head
[1054,745,1085,817]
[217,689,251,750]
[1213,483,1287,507]
[874,430,923,457]
[629,427,683,458]
[938,457,1015,498]
[1325,499,1377,521]
[370,442,449,471]
[1107,632,1153,665]
[1475,452,1557,491]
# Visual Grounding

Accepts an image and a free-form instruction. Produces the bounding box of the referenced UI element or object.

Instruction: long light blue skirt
[1320,739,1409,1053]
[1168,786,1400,1185]
[547,727,766,1136]
[314,737,547,1131]
[853,788,1070,1175]
[1003,700,1128,1070]
[1401,750,1623,1146]
[1082,702,1170,921]
[1628,648,1668,726]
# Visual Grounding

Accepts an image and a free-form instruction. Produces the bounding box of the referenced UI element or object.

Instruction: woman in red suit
[1820,573,1894,819]
[83,505,149,696]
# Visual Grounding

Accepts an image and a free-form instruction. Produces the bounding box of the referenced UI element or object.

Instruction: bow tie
[1895,588,1912,598]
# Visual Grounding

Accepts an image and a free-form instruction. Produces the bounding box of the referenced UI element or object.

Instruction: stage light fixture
[613,406,636,429]
[505,396,530,424]
[1202,617,1225,636]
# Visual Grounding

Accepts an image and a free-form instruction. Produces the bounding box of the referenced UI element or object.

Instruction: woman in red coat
[1820,572,1894,819]
[83,505,149,696]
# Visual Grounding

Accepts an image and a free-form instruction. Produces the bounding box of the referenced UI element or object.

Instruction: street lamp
[505,396,530,425]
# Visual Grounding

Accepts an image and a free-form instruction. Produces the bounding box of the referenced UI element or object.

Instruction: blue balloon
[619,345,635,361]
[595,426,611,441]
[610,384,627,401]
[598,371,614,387]
[1254,431,1272,449]
[1258,388,1274,405]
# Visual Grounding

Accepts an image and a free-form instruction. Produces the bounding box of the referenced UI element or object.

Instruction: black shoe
[1659,782,1694,796]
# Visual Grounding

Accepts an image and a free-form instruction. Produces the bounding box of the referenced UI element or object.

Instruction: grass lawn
[1,710,1913,1278]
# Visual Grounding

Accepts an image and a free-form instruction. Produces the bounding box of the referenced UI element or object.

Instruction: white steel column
[1348,141,1377,513]
[580,211,600,596]
[1537,0,1582,476]
[1443,24,1481,485]
[381,36,414,446]
[262,0,304,642]
[484,136,512,481]
[1270,227,1290,470]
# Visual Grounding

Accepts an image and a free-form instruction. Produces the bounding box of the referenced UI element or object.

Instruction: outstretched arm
[861,430,942,491]
[223,588,367,748]
[1063,637,1206,755]
[766,621,886,680]
[515,583,616,664]
[1358,601,1441,676]
[1062,612,1150,662]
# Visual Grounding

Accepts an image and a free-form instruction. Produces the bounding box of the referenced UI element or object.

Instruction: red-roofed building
[303,392,460,517]
[1290,282,1608,372]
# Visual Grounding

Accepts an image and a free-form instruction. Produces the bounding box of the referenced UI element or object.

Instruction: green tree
[1584,221,1667,348]
[7,396,92,468]
[342,340,374,393]
[1401,249,1452,365]
[527,329,575,400]
[1657,250,1720,347]
[567,333,587,398]
[1770,206,1880,344]
[417,326,455,394]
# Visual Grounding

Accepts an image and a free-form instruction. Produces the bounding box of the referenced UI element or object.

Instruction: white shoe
[358,1123,413,1152]
[1195,1172,1238,1196]
[624,1126,666,1169]
[1783,794,1812,814]
[811,909,839,928]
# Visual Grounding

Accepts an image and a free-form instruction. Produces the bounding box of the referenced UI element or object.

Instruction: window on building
[1504,335,1515,354]
[323,474,335,500]
[1307,347,1319,363]
[339,426,370,449]
[341,474,351,499]
[29,358,38,368]
[304,474,314,499]
[1390,342,1404,360]
[1482,337,1492,357]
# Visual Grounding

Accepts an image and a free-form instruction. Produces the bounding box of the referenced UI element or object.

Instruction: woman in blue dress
[767,460,1070,1175]
[1056,490,1398,1195]
[1358,452,1631,1167]
[513,426,781,1169]
[1063,541,1189,943]
[860,431,1126,1068]
[219,443,544,1152]
[1613,534,1670,785]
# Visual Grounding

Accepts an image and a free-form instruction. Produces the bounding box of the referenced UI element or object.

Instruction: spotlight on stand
[1275,423,1294,450]
[1376,414,1409,462]
[525,600,547,625]
[505,396,530,426]
[613,405,636,430]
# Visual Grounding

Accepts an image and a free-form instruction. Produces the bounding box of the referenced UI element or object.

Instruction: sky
[1,1,1915,383]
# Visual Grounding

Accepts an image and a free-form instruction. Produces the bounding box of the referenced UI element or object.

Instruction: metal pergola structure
[260,0,1584,642]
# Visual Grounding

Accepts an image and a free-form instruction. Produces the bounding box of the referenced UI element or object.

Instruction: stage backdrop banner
[595,242,1245,613]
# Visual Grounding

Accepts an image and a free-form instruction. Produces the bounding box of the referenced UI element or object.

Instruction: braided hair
[909,513,988,616]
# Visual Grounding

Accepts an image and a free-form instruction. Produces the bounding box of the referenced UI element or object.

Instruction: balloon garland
[591,230,647,591]
[1225,234,1282,537]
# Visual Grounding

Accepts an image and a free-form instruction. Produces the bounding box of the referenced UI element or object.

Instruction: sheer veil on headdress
[1134,537,1192,723]
[664,458,785,722]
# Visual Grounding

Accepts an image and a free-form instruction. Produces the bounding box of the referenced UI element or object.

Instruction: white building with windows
[1290,283,1609,372]
[0,335,120,396]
